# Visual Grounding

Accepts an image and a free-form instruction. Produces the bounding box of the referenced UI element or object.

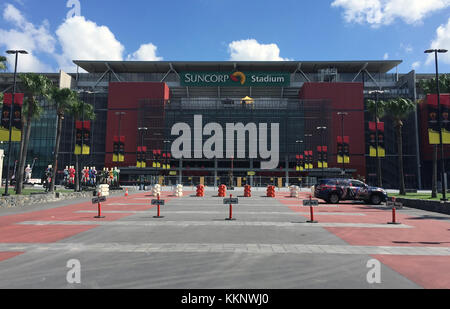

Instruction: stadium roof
[73,60,402,74]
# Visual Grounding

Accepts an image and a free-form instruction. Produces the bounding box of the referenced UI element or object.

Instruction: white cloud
[412,61,421,69]
[400,43,413,53]
[126,43,163,61]
[383,53,389,60]
[228,39,290,61]
[0,4,55,72]
[331,0,450,26]
[0,4,164,73]
[426,18,450,65]
[55,16,125,72]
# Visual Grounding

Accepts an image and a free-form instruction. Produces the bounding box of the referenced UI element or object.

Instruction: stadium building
[0,60,448,189]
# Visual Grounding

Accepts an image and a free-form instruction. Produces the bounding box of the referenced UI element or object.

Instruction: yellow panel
[82,145,90,155]
[0,127,9,141]
[318,162,323,168]
[237,177,242,187]
[278,178,283,188]
[309,163,313,169]
[119,154,124,162]
[157,163,161,168]
[136,162,142,168]
[369,146,376,157]
[344,156,350,164]
[378,147,386,158]
[324,162,328,168]
[152,162,157,168]
[337,156,343,164]
[200,177,204,185]
[11,128,21,142]
[443,129,450,144]
[429,129,440,145]
[113,154,118,162]
[74,145,82,155]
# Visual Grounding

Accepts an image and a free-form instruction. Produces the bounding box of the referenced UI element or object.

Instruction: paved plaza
[0,187,449,289]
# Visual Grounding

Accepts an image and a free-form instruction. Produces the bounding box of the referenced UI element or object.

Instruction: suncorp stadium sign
[180,71,290,87]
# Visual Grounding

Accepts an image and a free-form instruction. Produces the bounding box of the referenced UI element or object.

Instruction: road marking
[18,220,412,229]
[75,210,365,216]
[0,242,447,256]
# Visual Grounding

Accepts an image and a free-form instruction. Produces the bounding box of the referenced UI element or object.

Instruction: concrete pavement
[0,188,448,289]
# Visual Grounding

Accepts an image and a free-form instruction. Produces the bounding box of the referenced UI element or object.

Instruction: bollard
[94,192,105,219]
[388,207,400,225]
[306,195,317,223]
[153,193,164,218]
[244,185,251,197]
[225,194,236,221]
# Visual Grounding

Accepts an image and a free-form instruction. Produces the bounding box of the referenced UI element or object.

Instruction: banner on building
[113,136,125,162]
[0,93,23,142]
[136,146,147,168]
[368,122,385,157]
[337,136,350,164]
[317,146,328,168]
[74,121,91,155]
[427,94,450,144]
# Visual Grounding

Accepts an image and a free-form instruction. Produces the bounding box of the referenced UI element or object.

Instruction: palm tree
[366,98,386,187]
[15,73,53,194]
[419,74,450,197]
[383,97,416,195]
[67,97,95,192]
[48,87,79,192]
[0,56,7,71]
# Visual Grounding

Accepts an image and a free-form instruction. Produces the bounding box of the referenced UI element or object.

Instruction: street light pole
[3,50,27,196]
[337,112,348,176]
[425,49,448,201]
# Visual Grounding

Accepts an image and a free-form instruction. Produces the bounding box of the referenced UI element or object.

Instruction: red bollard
[388,207,400,225]
[94,192,105,219]
[306,195,317,223]
[153,193,164,218]
[225,194,236,221]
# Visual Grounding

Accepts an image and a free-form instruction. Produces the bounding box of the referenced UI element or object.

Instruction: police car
[313,178,388,205]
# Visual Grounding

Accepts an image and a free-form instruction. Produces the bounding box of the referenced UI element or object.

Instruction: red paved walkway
[276,192,450,289]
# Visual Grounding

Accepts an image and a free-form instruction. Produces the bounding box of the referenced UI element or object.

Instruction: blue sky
[1,0,450,73]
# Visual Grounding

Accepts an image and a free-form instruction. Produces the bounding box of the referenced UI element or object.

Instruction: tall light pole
[337,112,348,176]
[425,49,448,201]
[317,127,327,178]
[3,50,27,196]
[369,90,385,187]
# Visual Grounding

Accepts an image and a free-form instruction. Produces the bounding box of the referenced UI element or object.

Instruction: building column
[179,159,182,184]
[214,159,218,188]
[250,159,254,187]
[285,155,289,188]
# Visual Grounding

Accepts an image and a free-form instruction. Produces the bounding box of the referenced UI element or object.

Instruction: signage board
[223,198,239,205]
[303,199,319,206]
[151,199,165,205]
[92,196,107,204]
[180,71,290,87]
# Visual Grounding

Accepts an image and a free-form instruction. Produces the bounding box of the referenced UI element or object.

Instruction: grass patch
[1,188,73,196]
[390,193,445,201]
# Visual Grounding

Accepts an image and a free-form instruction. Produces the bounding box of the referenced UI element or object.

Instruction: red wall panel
[105,82,170,167]
[299,83,366,177]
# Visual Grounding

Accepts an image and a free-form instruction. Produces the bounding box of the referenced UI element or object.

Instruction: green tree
[15,73,53,194]
[67,97,95,192]
[0,56,7,71]
[419,74,450,197]
[383,98,416,195]
[48,87,79,192]
[366,99,386,187]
